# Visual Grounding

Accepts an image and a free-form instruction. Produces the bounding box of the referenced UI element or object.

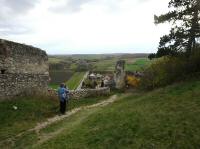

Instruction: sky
[0,0,170,54]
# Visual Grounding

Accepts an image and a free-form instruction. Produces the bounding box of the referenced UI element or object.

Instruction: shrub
[126,75,140,88]
[140,48,200,90]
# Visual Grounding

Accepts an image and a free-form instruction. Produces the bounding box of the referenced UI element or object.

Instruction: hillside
[4,78,200,148]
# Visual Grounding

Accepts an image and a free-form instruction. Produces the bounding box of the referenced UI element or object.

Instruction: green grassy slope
[0,96,58,141]
[66,72,86,90]
[34,79,200,149]
[0,95,111,148]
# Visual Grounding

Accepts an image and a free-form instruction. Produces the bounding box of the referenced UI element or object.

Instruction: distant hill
[48,53,149,60]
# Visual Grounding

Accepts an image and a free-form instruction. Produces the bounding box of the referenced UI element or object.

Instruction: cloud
[0,22,30,35]
[0,0,38,35]
[49,0,124,14]
[0,0,170,54]
[0,0,38,18]
[49,0,92,13]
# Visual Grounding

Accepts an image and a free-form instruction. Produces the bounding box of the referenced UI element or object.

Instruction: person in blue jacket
[58,83,69,114]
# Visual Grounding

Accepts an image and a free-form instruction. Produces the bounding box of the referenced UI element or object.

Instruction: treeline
[142,0,200,89]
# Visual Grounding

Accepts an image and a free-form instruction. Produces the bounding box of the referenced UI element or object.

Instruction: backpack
[61,92,67,99]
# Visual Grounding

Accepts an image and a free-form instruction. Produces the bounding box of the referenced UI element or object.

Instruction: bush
[126,75,140,88]
[140,48,200,90]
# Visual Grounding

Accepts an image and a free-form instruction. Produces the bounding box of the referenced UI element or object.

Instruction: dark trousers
[60,100,66,114]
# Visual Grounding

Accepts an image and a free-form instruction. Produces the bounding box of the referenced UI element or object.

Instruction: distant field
[48,54,149,72]
[93,58,150,72]
[66,72,86,90]
[48,55,150,87]
[125,58,151,71]
[49,70,73,87]
[48,57,64,64]
[92,59,117,71]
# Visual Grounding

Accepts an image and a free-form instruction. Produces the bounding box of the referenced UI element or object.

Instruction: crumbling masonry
[0,39,49,100]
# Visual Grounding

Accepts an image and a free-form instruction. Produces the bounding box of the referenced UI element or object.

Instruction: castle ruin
[0,39,49,100]
[114,60,126,89]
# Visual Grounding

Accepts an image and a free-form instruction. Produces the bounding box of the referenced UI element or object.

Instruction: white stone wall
[49,87,111,100]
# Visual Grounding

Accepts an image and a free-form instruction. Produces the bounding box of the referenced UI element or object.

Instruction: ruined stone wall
[69,87,110,100]
[0,39,49,100]
[49,87,111,100]
[0,74,49,99]
[0,39,48,74]
[114,60,126,89]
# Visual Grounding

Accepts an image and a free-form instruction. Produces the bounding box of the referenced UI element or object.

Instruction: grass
[0,94,111,148]
[92,58,149,71]
[2,76,200,148]
[49,83,59,89]
[68,95,110,111]
[0,96,58,141]
[92,59,117,71]
[126,58,151,71]
[66,72,86,90]
[28,78,200,149]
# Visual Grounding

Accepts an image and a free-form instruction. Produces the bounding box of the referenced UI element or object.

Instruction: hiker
[93,81,97,89]
[101,80,104,87]
[82,81,85,89]
[58,83,69,114]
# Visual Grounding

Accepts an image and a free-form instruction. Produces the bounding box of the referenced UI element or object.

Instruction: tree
[148,53,156,60]
[155,0,200,57]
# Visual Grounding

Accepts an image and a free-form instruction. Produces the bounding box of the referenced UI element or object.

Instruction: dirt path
[0,94,119,146]
[34,94,119,146]
[34,94,117,132]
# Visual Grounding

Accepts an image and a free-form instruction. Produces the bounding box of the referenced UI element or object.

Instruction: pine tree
[154,0,200,57]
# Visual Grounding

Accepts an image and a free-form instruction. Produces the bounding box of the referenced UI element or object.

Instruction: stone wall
[69,87,110,99]
[0,39,49,100]
[0,39,48,74]
[49,87,111,100]
[0,74,49,99]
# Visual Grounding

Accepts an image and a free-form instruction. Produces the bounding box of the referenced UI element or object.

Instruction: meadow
[0,95,111,148]
[125,58,151,71]
[35,79,200,148]
[2,77,200,148]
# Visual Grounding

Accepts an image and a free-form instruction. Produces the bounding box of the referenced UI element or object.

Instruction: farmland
[48,53,149,88]
[125,58,151,71]
[66,72,86,90]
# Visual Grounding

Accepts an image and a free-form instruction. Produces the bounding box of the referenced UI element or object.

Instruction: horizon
[48,52,150,56]
[0,0,170,54]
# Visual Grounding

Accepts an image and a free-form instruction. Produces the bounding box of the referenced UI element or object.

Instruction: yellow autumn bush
[126,75,140,88]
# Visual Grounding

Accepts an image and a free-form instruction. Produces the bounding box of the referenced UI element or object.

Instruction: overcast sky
[0,0,170,54]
